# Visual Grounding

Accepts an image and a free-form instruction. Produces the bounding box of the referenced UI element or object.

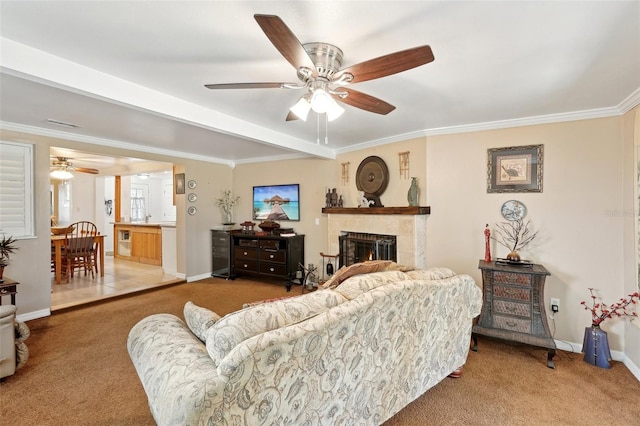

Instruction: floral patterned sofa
[127,262,482,425]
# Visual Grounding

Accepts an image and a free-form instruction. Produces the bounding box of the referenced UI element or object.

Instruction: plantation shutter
[0,141,35,238]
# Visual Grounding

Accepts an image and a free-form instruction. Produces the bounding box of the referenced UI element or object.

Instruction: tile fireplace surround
[323,207,430,269]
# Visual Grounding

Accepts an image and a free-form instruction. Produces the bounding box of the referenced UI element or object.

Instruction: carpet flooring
[1,278,639,425]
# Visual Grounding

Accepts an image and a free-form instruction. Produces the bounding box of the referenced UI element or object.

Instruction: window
[130,185,147,222]
[0,141,34,238]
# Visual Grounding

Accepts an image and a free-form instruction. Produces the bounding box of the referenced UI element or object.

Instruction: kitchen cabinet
[113,223,162,266]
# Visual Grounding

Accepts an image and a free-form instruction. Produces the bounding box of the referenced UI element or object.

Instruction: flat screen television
[253,183,300,221]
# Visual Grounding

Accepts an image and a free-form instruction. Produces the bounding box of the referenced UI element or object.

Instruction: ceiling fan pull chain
[325,113,329,145]
[316,113,320,145]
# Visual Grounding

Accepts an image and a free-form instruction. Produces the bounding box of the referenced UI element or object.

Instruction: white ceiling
[1,1,639,166]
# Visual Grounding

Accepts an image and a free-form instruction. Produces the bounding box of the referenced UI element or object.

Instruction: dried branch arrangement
[492,217,538,253]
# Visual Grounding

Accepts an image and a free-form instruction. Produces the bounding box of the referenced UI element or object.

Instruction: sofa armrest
[127,314,228,425]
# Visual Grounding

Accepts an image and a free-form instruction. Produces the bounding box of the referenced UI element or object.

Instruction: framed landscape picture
[487,145,543,193]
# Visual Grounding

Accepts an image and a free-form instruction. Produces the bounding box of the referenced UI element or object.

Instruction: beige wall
[427,117,630,352]
[232,158,337,271]
[177,159,233,280]
[624,106,640,369]
[334,137,428,208]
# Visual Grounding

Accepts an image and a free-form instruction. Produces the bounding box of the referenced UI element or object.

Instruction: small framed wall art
[175,173,185,194]
[487,145,543,193]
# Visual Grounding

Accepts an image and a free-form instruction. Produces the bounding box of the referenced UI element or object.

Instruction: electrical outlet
[550,298,560,313]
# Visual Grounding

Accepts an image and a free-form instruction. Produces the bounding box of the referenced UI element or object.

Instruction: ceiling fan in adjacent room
[50,157,99,180]
[205,14,435,122]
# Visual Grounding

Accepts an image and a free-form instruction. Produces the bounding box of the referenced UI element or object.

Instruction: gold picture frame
[175,173,185,195]
[487,145,543,193]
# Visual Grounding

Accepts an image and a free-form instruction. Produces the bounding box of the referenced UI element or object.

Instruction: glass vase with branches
[216,190,239,225]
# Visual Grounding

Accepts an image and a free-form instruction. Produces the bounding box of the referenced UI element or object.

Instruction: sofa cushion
[321,260,393,289]
[205,289,346,367]
[183,301,221,342]
[406,267,456,280]
[333,270,411,300]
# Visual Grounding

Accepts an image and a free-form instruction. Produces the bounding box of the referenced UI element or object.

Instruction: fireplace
[324,207,429,269]
[339,232,397,267]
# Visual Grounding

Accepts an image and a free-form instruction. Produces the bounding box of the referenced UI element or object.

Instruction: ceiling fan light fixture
[50,169,74,180]
[327,101,345,122]
[290,96,311,121]
[310,88,332,113]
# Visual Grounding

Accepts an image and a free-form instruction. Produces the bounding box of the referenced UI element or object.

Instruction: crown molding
[618,87,640,114]
[335,93,640,155]
[0,121,235,166]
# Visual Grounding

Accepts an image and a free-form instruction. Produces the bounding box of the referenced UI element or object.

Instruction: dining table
[51,234,105,284]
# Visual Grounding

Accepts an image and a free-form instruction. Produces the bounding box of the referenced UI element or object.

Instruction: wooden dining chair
[62,221,98,281]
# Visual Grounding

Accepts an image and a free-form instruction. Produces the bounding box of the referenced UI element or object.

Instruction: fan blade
[333,89,396,115]
[254,14,317,77]
[333,45,434,84]
[205,82,293,90]
[73,167,99,175]
[285,111,300,121]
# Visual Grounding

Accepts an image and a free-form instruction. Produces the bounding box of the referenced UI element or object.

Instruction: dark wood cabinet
[472,260,556,368]
[211,229,235,279]
[231,234,304,291]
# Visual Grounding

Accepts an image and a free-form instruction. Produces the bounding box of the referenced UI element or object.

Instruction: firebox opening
[339,231,397,267]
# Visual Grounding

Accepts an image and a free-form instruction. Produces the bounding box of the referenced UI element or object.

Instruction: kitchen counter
[113,222,166,265]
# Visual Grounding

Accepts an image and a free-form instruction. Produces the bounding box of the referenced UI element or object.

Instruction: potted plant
[580,288,639,368]
[0,235,19,281]
[492,216,538,262]
[216,190,240,225]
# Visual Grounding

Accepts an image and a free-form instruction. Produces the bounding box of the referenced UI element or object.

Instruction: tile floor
[50,255,183,311]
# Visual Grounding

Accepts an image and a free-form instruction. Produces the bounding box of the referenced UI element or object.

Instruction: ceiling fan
[50,157,99,179]
[205,14,435,121]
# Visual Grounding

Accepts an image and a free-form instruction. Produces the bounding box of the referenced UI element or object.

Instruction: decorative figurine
[338,195,344,207]
[484,224,492,262]
[358,191,374,208]
[330,188,338,207]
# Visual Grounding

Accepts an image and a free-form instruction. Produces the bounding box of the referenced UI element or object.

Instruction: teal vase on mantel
[407,177,419,206]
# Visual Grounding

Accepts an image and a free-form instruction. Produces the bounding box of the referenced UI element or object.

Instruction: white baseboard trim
[623,356,640,381]
[17,308,51,322]
[555,339,625,361]
[555,339,639,381]
[187,272,211,282]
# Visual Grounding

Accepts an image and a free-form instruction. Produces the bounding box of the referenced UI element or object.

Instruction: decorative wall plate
[187,179,197,189]
[188,206,197,216]
[188,193,198,202]
[501,200,526,221]
[356,156,389,203]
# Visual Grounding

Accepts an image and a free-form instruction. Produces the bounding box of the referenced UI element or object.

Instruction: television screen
[253,184,300,221]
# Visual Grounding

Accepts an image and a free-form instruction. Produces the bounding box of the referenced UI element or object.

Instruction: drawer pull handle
[243,264,248,268]
[270,267,275,272]
[243,251,248,256]
[506,321,517,327]
[506,306,517,312]
[269,254,275,259]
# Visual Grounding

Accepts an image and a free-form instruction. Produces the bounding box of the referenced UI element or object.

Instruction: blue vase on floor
[582,325,612,369]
